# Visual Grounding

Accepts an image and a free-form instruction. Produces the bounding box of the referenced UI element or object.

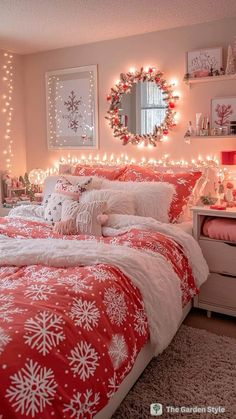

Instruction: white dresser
[192,206,236,318]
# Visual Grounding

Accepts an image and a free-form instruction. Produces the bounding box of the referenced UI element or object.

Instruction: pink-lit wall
[0,50,26,175]
[23,17,236,171]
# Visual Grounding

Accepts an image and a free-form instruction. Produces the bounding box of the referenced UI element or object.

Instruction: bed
[0,169,209,419]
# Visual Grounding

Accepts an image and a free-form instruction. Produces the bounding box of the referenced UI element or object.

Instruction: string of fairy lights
[2,51,14,173]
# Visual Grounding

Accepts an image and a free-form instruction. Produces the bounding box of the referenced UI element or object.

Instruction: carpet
[112,325,236,419]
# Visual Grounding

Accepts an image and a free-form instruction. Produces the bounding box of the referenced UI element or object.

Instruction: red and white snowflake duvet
[0,217,198,419]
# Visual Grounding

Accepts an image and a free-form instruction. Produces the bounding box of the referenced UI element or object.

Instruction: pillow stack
[44,177,92,224]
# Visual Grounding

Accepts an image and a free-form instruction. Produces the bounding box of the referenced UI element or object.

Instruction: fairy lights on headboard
[2,51,14,173]
[44,153,222,177]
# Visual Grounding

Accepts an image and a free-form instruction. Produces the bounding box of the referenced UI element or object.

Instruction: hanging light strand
[2,51,14,173]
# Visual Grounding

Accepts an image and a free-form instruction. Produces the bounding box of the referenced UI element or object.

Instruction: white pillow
[80,189,135,215]
[58,200,106,236]
[44,193,68,224]
[101,179,175,223]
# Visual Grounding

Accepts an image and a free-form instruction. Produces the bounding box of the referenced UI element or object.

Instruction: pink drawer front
[199,239,236,276]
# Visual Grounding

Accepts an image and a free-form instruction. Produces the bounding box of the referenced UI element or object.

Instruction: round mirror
[106,67,179,147]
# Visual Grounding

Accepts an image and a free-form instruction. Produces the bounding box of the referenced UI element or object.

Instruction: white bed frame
[95,300,192,419]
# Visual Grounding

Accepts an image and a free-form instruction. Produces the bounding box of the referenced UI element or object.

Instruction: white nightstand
[0,206,11,217]
[192,206,236,318]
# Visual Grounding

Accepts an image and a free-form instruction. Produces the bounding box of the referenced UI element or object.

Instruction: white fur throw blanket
[0,212,208,355]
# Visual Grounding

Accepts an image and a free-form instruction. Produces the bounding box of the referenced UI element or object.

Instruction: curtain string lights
[2,51,14,173]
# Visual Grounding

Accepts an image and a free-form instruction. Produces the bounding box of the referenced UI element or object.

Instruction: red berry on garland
[155,77,160,83]
[148,67,153,73]
[169,102,175,109]
[107,94,111,101]
[163,129,169,135]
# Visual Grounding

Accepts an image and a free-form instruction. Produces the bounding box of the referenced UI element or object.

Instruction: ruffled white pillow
[80,189,135,215]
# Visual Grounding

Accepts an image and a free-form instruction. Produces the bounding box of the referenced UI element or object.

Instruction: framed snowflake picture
[186,47,223,78]
[211,97,236,131]
[46,65,98,149]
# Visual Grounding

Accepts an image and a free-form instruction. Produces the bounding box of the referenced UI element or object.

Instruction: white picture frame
[46,65,98,149]
[211,96,236,129]
[186,47,223,77]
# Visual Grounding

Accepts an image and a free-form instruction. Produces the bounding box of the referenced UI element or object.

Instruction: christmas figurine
[226,45,235,75]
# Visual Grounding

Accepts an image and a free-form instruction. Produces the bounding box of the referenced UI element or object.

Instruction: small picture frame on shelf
[186,47,223,78]
[211,97,236,135]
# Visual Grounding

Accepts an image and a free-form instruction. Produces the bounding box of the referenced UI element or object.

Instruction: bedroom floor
[184,308,236,339]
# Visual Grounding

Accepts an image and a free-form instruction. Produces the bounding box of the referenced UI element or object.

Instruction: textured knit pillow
[54,200,106,236]
[74,165,126,180]
[101,179,175,223]
[118,165,202,222]
[54,176,92,199]
[80,189,135,215]
[44,178,92,224]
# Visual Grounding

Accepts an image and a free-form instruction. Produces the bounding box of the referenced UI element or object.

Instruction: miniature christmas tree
[225,45,235,75]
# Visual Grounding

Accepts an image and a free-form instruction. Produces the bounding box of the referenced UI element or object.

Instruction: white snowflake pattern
[87,266,117,282]
[103,286,127,326]
[120,343,138,380]
[6,359,57,417]
[24,311,65,355]
[24,284,55,301]
[0,278,22,290]
[0,327,12,355]
[63,389,100,418]
[57,273,92,294]
[108,334,128,370]
[67,341,99,381]
[133,308,148,336]
[107,372,119,399]
[69,298,100,331]
[24,267,62,283]
[0,294,25,323]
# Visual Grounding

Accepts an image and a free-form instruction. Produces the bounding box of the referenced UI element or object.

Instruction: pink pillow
[203,217,236,242]
[118,165,202,222]
[74,165,127,180]
[54,177,92,199]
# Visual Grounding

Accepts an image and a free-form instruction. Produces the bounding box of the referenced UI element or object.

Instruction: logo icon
[150,403,163,416]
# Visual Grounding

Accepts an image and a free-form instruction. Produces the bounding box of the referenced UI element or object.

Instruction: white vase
[225,188,233,202]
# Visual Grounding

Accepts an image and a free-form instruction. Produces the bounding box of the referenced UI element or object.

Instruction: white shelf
[189,135,236,139]
[186,74,236,86]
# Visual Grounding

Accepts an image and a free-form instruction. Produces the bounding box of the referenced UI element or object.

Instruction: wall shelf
[186,74,236,86]
[189,135,236,139]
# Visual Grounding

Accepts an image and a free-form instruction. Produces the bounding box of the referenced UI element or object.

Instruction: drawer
[199,239,236,276]
[198,273,236,310]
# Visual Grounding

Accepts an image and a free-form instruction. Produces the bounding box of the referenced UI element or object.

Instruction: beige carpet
[112,325,236,419]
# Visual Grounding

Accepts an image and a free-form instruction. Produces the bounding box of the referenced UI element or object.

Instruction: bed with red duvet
[0,213,208,419]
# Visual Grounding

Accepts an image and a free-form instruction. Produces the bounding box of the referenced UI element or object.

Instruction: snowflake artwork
[108,334,128,370]
[63,389,100,418]
[24,284,55,301]
[6,359,57,417]
[214,104,233,126]
[0,294,25,323]
[63,90,83,133]
[67,340,99,381]
[0,327,12,355]
[103,286,127,326]
[69,297,100,331]
[24,266,62,283]
[24,311,65,356]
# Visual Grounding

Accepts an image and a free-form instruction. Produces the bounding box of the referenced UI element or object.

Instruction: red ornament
[148,67,153,73]
[163,129,169,135]
[107,94,111,101]
[169,102,175,109]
